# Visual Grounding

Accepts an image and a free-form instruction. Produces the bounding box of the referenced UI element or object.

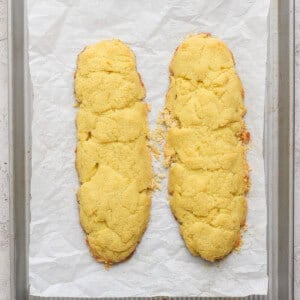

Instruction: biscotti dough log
[75,40,152,265]
[165,34,250,262]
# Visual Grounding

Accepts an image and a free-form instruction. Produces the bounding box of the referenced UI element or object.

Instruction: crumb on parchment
[149,144,160,160]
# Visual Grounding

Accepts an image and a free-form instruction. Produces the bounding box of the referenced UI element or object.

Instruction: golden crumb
[242,224,248,232]
[149,144,160,160]
[235,239,244,252]
[163,110,178,127]
[151,126,166,144]
[157,173,166,179]
[150,177,162,191]
[157,110,165,125]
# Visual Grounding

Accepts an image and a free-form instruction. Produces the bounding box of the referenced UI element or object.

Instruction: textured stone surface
[0,0,10,299]
[294,1,300,298]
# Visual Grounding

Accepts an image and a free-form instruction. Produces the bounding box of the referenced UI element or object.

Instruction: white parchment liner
[28,0,269,297]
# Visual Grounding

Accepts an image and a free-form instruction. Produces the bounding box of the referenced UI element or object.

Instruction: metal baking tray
[7,0,295,299]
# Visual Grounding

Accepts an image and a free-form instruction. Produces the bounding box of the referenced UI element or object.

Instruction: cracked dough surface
[165,34,250,262]
[75,39,152,264]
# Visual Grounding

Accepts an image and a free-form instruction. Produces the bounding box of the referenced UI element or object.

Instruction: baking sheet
[28,0,269,297]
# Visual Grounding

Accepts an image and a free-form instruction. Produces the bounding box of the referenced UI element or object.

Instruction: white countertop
[0,0,299,299]
[294,0,300,296]
[0,0,10,299]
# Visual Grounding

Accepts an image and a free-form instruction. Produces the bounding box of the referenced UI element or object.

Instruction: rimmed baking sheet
[7,0,291,299]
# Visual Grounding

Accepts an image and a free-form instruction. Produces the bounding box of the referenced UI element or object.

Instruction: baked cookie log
[75,40,152,265]
[165,34,250,262]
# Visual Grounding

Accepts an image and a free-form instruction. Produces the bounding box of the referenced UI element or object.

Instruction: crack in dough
[165,34,250,262]
[75,39,152,265]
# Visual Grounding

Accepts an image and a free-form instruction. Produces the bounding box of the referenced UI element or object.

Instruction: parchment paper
[28,0,269,297]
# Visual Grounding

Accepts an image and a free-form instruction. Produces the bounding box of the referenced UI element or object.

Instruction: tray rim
[7,0,295,299]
